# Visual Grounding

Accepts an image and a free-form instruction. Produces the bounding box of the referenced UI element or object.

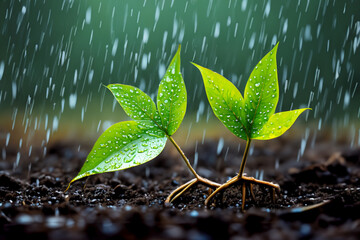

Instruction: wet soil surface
[0,137,359,239]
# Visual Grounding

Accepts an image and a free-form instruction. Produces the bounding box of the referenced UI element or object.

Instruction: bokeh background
[0,0,359,167]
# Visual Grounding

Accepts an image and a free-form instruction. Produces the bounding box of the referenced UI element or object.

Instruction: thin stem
[238,138,252,177]
[168,136,199,179]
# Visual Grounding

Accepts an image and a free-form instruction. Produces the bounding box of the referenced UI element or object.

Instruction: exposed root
[205,174,280,211]
[165,176,221,205]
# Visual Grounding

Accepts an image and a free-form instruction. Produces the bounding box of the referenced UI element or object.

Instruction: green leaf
[107,84,162,129]
[196,43,309,142]
[193,63,248,140]
[244,44,279,137]
[252,108,310,140]
[69,121,167,185]
[157,45,187,136]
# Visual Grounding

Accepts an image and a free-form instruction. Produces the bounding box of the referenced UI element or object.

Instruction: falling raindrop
[52,117,59,132]
[216,137,224,155]
[141,54,148,70]
[214,22,220,38]
[248,33,256,49]
[241,0,247,11]
[12,82,17,100]
[69,94,77,109]
[85,7,91,24]
[264,1,270,18]
[304,25,312,41]
[143,28,149,43]
[0,61,4,81]
[112,38,119,56]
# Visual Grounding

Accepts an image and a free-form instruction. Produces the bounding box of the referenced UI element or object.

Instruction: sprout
[194,43,310,210]
[66,46,220,203]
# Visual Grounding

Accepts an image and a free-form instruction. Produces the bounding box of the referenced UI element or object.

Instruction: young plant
[194,43,310,210]
[66,46,220,203]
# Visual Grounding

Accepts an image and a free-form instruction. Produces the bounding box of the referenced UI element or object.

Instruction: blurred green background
[0,0,359,159]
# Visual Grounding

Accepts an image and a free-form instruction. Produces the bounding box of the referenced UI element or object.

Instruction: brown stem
[165,136,222,205]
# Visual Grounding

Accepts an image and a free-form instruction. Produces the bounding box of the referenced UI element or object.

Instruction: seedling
[66,46,220,203]
[194,43,310,210]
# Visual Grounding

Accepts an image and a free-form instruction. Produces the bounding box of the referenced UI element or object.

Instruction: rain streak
[0,0,359,174]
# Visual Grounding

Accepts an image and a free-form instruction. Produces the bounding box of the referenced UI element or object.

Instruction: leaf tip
[190,61,199,67]
[191,62,204,72]
[271,42,279,54]
[301,107,312,112]
[176,44,181,54]
[170,45,181,71]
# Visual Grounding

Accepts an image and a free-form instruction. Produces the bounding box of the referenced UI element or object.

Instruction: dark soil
[0,136,359,240]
